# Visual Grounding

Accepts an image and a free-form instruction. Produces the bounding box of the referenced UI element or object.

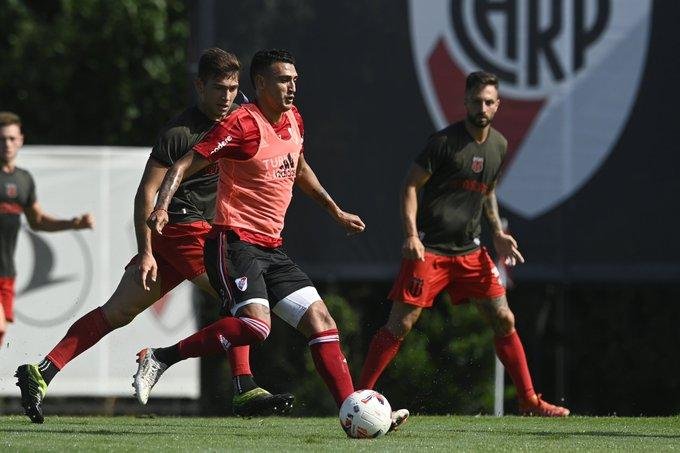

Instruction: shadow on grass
[0,427,174,436]
[452,428,680,440]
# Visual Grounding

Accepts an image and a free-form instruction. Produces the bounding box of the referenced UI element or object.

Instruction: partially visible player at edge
[138,49,408,431]
[0,111,94,350]
[359,71,570,417]
[15,48,292,424]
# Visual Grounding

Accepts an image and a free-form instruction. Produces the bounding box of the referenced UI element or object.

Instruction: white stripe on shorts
[230,298,270,316]
[217,231,233,305]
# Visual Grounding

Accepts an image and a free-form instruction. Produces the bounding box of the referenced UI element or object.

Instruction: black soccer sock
[38,358,59,385]
[232,374,257,395]
[153,345,181,367]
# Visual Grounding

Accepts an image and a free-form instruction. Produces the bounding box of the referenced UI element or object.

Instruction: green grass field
[2,415,679,452]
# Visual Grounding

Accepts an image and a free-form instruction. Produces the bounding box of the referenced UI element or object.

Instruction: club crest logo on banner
[409,0,652,218]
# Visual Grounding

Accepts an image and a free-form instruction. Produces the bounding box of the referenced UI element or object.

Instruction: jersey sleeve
[193,114,243,161]
[414,134,448,174]
[194,111,263,161]
[25,171,37,207]
[150,127,190,167]
[492,134,509,182]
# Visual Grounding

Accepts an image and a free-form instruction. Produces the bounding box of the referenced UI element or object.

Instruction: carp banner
[195,1,678,283]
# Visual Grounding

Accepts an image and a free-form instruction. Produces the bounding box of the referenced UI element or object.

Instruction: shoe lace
[141,355,166,386]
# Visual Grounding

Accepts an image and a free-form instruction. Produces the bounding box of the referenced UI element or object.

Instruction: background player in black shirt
[0,111,94,349]
[359,72,569,417]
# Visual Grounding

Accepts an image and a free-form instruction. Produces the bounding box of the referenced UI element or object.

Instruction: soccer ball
[339,389,392,438]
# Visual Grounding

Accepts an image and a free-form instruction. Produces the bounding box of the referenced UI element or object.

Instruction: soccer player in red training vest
[139,49,408,431]
[15,49,292,424]
[359,71,570,417]
[0,111,94,350]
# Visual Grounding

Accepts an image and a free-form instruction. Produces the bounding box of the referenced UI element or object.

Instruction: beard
[467,112,491,128]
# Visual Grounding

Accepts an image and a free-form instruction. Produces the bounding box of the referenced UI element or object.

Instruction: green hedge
[0,0,189,146]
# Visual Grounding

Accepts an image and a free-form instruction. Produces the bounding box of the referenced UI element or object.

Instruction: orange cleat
[519,393,570,417]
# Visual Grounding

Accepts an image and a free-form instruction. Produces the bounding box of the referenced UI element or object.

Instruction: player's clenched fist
[147,208,169,235]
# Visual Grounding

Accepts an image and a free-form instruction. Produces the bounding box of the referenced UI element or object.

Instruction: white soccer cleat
[388,408,410,432]
[133,348,167,405]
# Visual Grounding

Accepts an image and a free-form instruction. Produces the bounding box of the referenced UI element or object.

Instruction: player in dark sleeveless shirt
[15,49,292,424]
[359,71,569,417]
[0,111,94,353]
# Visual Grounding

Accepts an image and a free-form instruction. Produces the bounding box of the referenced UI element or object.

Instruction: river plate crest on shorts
[409,0,652,219]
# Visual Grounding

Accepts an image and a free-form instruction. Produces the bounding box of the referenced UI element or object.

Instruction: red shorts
[126,220,211,296]
[388,247,506,307]
[0,277,16,322]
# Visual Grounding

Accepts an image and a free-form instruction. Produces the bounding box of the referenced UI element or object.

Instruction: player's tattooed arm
[147,150,210,235]
[295,154,365,234]
[484,184,524,266]
[482,182,503,235]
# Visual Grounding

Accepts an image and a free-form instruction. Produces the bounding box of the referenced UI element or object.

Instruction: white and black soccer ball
[339,389,392,438]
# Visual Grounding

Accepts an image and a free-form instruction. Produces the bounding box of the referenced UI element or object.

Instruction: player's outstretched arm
[133,158,170,290]
[294,154,365,235]
[23,202,94,232]
[147,150,210,235]
[483,186,524,266]
[401,164,430,261]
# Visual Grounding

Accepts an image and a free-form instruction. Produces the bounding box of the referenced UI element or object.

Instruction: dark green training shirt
[0,167,36,277]
[414,121,507,256]
[149,106,221,224]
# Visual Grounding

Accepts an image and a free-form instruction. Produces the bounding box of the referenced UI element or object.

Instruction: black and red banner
[199,1,679,283]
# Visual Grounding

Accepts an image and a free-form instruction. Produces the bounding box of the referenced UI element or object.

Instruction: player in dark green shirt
[0,111,94,352]
[359,71,569,417]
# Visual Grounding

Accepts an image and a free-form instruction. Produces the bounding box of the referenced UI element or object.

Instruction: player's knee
[386,303,421,338]
[101,306,127,328]
[388,317,415,339]
[104,301,145,328]
[299,301,336,336]
[495,307,515,336]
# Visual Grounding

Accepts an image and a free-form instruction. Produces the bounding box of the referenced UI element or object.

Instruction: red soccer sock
[309,329,354,408]
[358,327,403,389]
[228,345,252,377]
[178,317,269,359]
[46,307,113,369]
[494,330,536,401]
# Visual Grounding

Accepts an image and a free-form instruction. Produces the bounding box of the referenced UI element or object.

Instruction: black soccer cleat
[232,388,295,417]
[15,364,47,424]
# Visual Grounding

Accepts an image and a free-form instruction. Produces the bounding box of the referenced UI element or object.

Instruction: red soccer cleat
[519,393,570,417]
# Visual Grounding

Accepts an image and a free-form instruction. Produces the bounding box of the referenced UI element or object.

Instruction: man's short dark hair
[198,47,241,82]
[0,111,22,130]
[250,49,296,88]
[465,71,499,96]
